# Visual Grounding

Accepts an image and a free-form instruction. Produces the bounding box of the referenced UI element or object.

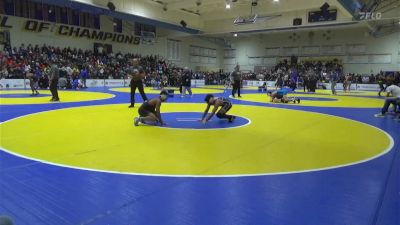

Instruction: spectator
[374,83,400,118]
[49,64,60,101]
[230,64,242,98]
[181,67,192,97]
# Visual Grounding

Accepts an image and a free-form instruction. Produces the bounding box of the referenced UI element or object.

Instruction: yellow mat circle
[0,104,391,176]
[237,93,384,108]
[110,87,223,94]
[0,90,115,105]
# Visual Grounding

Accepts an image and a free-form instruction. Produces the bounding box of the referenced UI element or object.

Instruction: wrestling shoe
[128,104,134,108]
[134,117,140,126]
[228,116,236,123]
[297,98,301,104]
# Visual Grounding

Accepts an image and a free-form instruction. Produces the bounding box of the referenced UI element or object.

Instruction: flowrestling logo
[358,12,382,20]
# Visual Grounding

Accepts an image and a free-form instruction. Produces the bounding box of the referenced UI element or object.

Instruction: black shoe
[238,96,242,98]
[297,98,300,104]
[128,105,134,108]
[53,98,60,102]
[228,116,236,123]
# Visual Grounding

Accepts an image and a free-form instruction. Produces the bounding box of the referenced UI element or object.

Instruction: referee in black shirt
[128,58,148,108]
[230,64,242,98]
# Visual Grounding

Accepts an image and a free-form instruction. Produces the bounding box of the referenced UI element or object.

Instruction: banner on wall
[0,79,381,91]
[0,15,141,46]
[323,83,380,91]
[86,79,104,87]
[103,79,127,87]
[0,79,205,88]
[0,79,28,88]
[191,79,205,87]
[243,80,276,87]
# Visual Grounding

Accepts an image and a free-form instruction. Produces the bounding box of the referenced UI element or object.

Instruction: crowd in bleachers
[0,44,172,88]
[1,44,399,89]
[199,59,399,87]
[250,59,400,87]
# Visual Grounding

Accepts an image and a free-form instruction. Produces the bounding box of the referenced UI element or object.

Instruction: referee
[230,64,242,98]
[128,58,148,108]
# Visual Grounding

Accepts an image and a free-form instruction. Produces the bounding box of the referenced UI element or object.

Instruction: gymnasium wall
[224,26,400,74]
[203,7,351,34]
[73,0,203,29]
[3,14,399,74]
[1,14,223,71]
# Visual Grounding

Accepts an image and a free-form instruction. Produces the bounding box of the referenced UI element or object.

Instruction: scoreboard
[308,9,337,23]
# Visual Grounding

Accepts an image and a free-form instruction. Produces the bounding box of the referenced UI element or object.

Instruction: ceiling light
[226,3,231,9]
[233,33,238,37]
[273,0,279,2]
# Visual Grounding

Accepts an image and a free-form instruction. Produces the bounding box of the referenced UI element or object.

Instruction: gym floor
[0,86,399,225]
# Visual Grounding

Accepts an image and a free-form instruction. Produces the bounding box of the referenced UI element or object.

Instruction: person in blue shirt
[80,67,89,88]
[330,68,339,95]
[72,78,80,89]
[290,68,299,91]
[268,87,300,104]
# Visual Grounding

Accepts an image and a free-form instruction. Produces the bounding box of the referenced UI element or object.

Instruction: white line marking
[176,118,200,120]
[0,105,395,177]
[176,119,200,122]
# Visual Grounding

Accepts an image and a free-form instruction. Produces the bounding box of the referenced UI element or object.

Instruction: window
[2,0,100,29]
[0,0,4,14]
[69,9,80,26]
[46,5,56,22]
[80,12,91,28]
[4,0,15,16]
[27,0,35,19]
[58,7,68,24]
[167,39,181,61]
[190,45,217,64]
[15,0,27,18]
[224,49,236,58]
[134,22,156,36]
[33,2,43,20]
[113,18,122,33]
[93,15,100,29]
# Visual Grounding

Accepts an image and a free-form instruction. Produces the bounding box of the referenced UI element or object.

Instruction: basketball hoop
[140,31,156,45]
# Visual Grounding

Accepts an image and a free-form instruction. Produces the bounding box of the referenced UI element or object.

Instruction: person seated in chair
[375,83,400,118]
[258,82,267,92]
